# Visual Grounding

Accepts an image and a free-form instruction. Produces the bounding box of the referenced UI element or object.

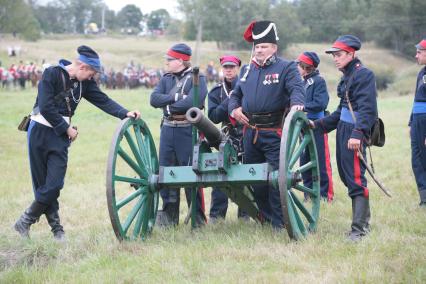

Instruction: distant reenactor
[0,61,4,87]
[311,35,378,241]
[17,60,27,89]
[409,37,426,207]
[150,43,208,227]
[207,55,248,222]
[229,20,305,229]
[296,52,334,202]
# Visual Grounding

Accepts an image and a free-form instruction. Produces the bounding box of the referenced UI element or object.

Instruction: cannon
[106,106,321,241]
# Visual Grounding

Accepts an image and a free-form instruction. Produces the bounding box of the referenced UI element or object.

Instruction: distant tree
[295,0,374,42]
[68,0,103,33]
[367,0,426,56]
[270,1,308,50]
[104,8,117,30]
[34,1,69,33]
[164,18,184,39]
[116,4,143,31]
[0,0,41,40]
[230,0,270,48]
[147,9,170,31]
[296,0,341,42]
[177,0,272,49]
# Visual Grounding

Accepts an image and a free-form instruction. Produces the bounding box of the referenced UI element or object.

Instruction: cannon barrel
[186,107,224,148]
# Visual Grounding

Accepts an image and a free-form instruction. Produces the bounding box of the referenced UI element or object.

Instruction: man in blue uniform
[150,43,208,227]
[229,20,305,229]
[208,55,248,222]
[297,52,334,202]
[410,37,426,207]
[14,45,141,240]
[312,35,378,241]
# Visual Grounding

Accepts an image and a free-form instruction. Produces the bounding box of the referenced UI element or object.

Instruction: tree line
[1,0,425,56]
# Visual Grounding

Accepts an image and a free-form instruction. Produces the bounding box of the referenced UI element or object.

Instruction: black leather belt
[167,114,187,121]
[245,110,285,128]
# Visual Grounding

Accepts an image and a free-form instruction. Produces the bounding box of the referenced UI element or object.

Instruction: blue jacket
[303,70,329,119]
[315,58,378,140]
[208,78,238,124]
[150,67,207,116]
[409,66,426,126]
[34,59,128,136]
[228,56,305,115]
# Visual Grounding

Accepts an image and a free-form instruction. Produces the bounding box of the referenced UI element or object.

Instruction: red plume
[243,21,256,42]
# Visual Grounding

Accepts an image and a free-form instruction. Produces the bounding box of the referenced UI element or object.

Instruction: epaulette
[355,62,363,70]
[210,82,222,91]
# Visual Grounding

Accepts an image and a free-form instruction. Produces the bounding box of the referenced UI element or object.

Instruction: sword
[357,149,392,198]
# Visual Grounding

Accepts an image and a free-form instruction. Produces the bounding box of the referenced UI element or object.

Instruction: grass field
[1,88,425,283]
[0,37,425,283]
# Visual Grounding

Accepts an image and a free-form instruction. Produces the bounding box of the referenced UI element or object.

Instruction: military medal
[263,74,271,85]
[272,73,279,83]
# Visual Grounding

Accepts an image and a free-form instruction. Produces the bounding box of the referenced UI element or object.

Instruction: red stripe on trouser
[323,133,334,201]
[353,151,369,197]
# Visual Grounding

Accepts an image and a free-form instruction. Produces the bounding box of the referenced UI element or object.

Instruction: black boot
[237,208,250,222]
[14,201,48,238]
[419,190,426,207]
[348,196,370,242]
[45,210,65,241]
[193,209,207,228]
[364,201,371,233]
[156,202,180,228]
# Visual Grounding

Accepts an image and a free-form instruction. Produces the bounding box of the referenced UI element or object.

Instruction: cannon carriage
[106,69,321,241]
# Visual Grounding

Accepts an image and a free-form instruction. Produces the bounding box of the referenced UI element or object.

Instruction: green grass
[0,86,425,283]
[0,38,425,283]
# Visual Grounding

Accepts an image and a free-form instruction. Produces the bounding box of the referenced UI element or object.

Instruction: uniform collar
[251,54,277,68]
[173,67,192,79]
[58,59,71,71]
[342,57,362,75]
[303,69,319,80]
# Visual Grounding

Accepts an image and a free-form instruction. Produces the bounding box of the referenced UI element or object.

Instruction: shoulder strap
[304,77,314,90]
[58,68,72,123]
[344,70,358,124]
[168,73,191,100]
[59,70,67,91]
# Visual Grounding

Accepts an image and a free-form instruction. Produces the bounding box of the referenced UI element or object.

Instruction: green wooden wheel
[279,110,320,240]
[106,118,159,241]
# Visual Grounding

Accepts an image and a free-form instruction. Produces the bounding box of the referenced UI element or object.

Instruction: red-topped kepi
[297,52,320,67]
[166,43,192,61]
[415,38,426,50]
[325,35,361,54]
[219,55,241,67]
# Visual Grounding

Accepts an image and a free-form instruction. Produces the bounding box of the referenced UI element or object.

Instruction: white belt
[31,113,70,128]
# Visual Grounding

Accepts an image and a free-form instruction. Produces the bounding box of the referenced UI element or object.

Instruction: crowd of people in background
[0,58,222,91]
[0,60,43,90]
